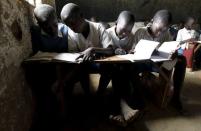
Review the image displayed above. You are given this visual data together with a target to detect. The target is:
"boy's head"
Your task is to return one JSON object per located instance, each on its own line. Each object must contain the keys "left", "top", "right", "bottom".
{"left": 116, "top": 11, "right": 135, "bottom": 39}
{"left": 184, "top": 17, "right": 195, "bottom": 30}
{"left": 151, "top": 9, "right": 172, "bottom": 37}
{"left": 60, "top": 3, "right": 85, "bottom": 33}
{"left": 34, "top": 4, "right": 58, "bottom": 37}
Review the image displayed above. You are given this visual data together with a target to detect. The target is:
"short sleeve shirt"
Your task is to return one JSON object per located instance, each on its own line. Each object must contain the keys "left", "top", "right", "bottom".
{"left": 132, "top": 27, "right": 173, "bottom": 50}
{"left": 176, "top": 27, "right": 199, "bottom": 49}
{"left": 68, "top": 20, "right": 114, "bottom": 53}
{"left": 106, "top": 26, "right": 135, "bottom": 52}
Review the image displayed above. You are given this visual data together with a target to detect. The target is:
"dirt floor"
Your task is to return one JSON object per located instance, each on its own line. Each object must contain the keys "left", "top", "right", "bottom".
{"left": 60, "top": 70, "right": 201, "bottom": 131}
{"left": 31, "top": 69, "right": 201, "bottom": 131}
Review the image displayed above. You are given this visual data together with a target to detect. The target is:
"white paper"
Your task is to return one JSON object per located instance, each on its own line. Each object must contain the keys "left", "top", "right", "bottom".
{"left": 117, "top": 39, "right": 160, "bottom": 61}
{"left": 133, "top": 39, "right": 160, "bottom": 60}
{"left": 53, "top": 53, "right": 81, "bottom": 62}
{"left": 157, "top": 41, "right": 180, "bottom": 58}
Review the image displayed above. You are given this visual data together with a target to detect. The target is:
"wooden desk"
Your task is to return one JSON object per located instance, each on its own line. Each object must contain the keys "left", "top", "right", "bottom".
{"left": 23, "top": 54, "right": 174, "bottom": 108}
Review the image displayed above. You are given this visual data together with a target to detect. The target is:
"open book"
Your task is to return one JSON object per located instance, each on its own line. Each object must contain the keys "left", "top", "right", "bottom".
{"left": 24, "top": 51, "right": 82, "bottom": 63}
{"left": 117, "top": 39, "right": 180, "bottom": 62}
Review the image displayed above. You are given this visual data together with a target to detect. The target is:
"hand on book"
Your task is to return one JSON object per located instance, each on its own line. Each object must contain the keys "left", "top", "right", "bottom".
{"left": 115, "top": 48, "right": 127, "bottom": 55}
{"left": 77, "top": 47, "right": 96, "bottom": 62}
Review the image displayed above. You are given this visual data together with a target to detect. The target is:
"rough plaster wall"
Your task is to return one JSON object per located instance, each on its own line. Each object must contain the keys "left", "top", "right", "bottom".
{"left": 0, "top": 0, "right": 34, "bottom": 131}
{"left": 43, "top": 0, "right": 55, "bottom": 7}
{"left": 56, "top": 0, "right": 201, "bottom": 23}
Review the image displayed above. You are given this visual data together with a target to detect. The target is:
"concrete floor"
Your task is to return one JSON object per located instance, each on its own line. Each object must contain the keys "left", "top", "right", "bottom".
{"left": 63, "top": 70, "right": 201, "bottom": 131}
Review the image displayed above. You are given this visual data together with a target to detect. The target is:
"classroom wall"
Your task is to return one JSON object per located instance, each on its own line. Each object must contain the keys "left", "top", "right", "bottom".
{"left": 0, "top": 0, "right": 55, "bottom": 131}
{"left": 55, "top": 0, "right": 201, "bottom": 23}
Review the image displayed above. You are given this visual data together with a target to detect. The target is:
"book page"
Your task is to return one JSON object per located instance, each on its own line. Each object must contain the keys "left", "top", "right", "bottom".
{"left": 117, "top": 40, "right": 160, "bottom": 61}
{"left": 133, "top": 39, "right": 160, "bottom": 60}
{"left": 157, "top": 41, "right": 180, "bottom": 58}
{"left": 53, "top": 53, "right": 81, "bottom": 62}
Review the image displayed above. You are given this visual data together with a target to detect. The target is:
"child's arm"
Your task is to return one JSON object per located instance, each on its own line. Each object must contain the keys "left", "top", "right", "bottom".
{"left": 78, "top": 46, "right": 114, "bottom": 61}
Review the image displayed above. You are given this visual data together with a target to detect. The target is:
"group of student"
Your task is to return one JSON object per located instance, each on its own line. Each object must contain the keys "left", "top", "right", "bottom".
{"left": 31, "top": 3, "right": 189, "bottom": 126}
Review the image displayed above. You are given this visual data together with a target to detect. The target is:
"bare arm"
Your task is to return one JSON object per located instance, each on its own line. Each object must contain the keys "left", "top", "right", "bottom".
{"left": 78, "top": 46, "right": 114, "bottom": 62}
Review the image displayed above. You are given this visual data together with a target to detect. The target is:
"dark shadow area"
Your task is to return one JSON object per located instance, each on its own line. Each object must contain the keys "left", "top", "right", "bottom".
{"left": 24, "top": 62, "right": 150, "bottom": 131}
{"left": 24, "top": 59, "right": 201, "bottom": 131}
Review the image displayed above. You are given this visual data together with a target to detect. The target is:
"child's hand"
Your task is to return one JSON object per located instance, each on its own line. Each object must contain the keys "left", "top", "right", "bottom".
{"left": 78, "top": 47, "right": 95, "bottom": 62}
{"left": 115, "top": 48, "right": 126, "bottom": 55}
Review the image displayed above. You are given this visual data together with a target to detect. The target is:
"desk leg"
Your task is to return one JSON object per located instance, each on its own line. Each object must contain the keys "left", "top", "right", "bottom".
{"left": 151, "top": 61, "right": 174, "bottom": 108}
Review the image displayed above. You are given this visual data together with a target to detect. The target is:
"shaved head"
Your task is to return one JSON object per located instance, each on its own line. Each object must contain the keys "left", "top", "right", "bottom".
{"left": 34, "top": 4, "right": 58, "bottom": 36}
{"left": 116, "top": 11, "right": 135, "bottom": 39}
{"left": 117, "top": 11, "right": 135, "bottom": 27}
{"left": 185, "top": 17, "right": 195, "bottom": 24}
{"left": 60, "top": 3, "right": 81, "bottom": 22}
{"left": 153, "top": 9, "right": 172, "bottom": 25}
{"left": 151, "top": 9, "right": 172, "bottom": 37}
{"left": 184, "top": 16, "right": 195, "bottom": 29}
{"left": 34, "top": 4, "right": 55, "bottom": 23}
{"left": 60, "top": 3, "right": 85, "bottom": 33}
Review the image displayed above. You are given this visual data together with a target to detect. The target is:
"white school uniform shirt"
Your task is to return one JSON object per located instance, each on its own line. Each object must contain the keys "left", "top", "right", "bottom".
{"left": 68, "top": 20, "right": 113, "bottom": 53}
{"left": 176, "top": 27, "right": 199, "bottom": 49}
{"left": 106, "top": 26, "right": 135, "bottom": 52}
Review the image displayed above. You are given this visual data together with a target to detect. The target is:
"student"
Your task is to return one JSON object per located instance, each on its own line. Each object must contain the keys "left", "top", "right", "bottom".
{"left": 176, "top": 17, "right": 201, "bottom": 69}
{"left": 31, "top": 4, "right": 68, "bottom": 54}
{"left": 30, "top": 4, "right": 70, "bottom": 129}
{"left": 131, "top": 10, "right": 173, "bottom": 45}
{"left": 103, "top": 11, "right": 140, "bottom": 126}
{"left": 176, "top": 17, "right": 199, "bottom": 54}
{"left": 131, "top": 10, "right": 187, "bottom": 112}
{"left": 32, "top": 4, "right": 90, "bottom": 121}
{"left": 60, "top": 2, "right": 115, "bottom": 96}
{"left": 98, "top": 11, "right": 137, "bottom": 93}
{"left": 60, "top": 3, "right": 114, "bottom": 60}
{"left": 107, "top": 11, "right": 136, "bottom": 52}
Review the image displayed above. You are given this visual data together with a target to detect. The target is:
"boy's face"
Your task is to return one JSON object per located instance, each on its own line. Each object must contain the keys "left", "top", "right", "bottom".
{"left": 41, "top": 15, "right": 58, "bottom": 37}
{"left": 64, "top": 14, "right": 84, "bottom": 33}
{"left": 116, "top": 21, "right": 134, "bottom": 39}
{"left": 186, "top": 19, "right": 195, "bottom": 30}
{"left": 152, "top": 20, "right": 168, "bottom": 37}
